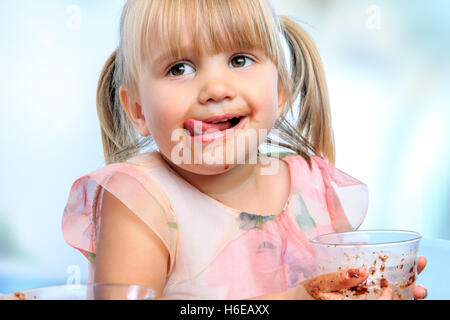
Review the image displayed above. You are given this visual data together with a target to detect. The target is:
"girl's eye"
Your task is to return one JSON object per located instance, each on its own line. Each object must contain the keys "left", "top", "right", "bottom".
{"left": 167, "top": 63, "right": 195, "bottom": 77}
{"left": 229, "top": 55, "right": 254, "bottom": 68}
{"left": 166, "top": 55, "right": 254, "bottom": 77}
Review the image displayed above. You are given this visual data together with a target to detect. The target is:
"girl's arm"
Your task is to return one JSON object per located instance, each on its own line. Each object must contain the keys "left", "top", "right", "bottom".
{"left": 94, "top": 189, "right": 169, "bottom": 299}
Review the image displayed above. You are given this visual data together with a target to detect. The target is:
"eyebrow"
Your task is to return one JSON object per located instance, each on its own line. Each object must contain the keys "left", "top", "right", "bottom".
{"left": 151, "top": 45, "right": 194, "bottom": 68}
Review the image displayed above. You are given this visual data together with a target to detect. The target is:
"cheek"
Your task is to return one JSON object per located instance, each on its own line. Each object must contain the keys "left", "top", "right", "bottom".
{"left": 250, "top": 72, "right": 279, "bottom": 118}
{"left": 141, "top": 85, "right": 184, "bottom": 131}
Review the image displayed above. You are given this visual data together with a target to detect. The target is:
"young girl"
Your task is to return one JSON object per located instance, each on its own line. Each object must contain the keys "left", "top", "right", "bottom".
{"left": 62, "top": 0, "right": 427, "bottom": 300}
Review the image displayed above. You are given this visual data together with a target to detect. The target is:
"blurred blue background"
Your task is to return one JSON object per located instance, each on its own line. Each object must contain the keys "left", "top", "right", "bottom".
{"left": 1, "top": 0, "right": 449, "bottom": 298}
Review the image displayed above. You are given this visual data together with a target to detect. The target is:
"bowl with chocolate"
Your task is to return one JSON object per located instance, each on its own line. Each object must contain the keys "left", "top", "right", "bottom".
{"left": 310, "top": 230, "right": 422, "bottom": 300}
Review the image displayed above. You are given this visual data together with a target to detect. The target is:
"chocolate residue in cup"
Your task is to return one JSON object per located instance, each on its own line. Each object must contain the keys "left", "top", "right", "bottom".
{"left": 394, "top": 291, "right": 403, "bottom": 300}
{"left": 375, "top": 254, "right": 387, "bottom": 275}
{"left": 380, "top": 278, "right": 389, "bottom": 288}
{"left": 400, "top": 274, "right": 416, "bottom": 289}
{"left": 344, "top": 252, "right": 351, "bottom": 262}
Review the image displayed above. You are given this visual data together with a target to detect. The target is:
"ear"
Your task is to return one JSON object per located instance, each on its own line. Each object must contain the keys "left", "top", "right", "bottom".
{"left": 276, "top": 82, "right": 288, "bottom": 119}
{"left": 119, "top": 86, "right": 150, "bottom": 137}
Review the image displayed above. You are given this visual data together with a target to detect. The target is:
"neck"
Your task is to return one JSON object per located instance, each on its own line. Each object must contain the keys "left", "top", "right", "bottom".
{"left": 160, "top": 153, "right": 261, "bottom": 200}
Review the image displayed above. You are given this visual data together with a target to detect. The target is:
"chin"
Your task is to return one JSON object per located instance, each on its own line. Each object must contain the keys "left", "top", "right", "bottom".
{"left": 180, "top": 162, "right": 236, "bottom": 176}
{"left": 159, "top": 146, "right": 231, "bottom": 174}
{"left": 162, "top": 136, "right": 260, "bottom": 175}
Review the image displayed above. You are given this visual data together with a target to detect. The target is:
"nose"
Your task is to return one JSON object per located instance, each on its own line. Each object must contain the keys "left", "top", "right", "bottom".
{"left": 198, "top": 68, "right": 236, "bottom": 105}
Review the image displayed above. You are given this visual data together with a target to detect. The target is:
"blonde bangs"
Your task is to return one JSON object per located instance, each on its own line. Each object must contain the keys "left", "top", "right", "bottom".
{"left": 118, "top": 0, "right": 286, "bottom": 91}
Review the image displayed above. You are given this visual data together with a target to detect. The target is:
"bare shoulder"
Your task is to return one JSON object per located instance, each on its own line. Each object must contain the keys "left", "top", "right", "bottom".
{"left": 257, "top": 155, "right": 290, "bottom": 184}
{"left": 255, "top": 155, "right": 291, "bottom": 214}
{"left": 94, "top": 189, "right": 169, "bottom": 298}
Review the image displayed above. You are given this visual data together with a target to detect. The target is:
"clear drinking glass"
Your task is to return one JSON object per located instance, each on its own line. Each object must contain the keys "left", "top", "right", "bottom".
{"left": 310, "top": 230, "right": 422, "bottom": 300}
{"left": 0, "top": 282, "right": 155, "bottom": 300}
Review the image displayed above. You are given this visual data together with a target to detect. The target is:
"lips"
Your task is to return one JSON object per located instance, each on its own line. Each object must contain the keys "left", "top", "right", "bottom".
{"left": 183, "top": 114, "right": 245, "bottom": 136}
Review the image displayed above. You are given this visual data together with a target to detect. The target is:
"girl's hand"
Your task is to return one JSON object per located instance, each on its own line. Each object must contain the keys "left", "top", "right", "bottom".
{"left": 299, "top": 267, "right": 393, "bottom": 300}
{"left": 413, "top": 256, "right": 428, "bottom": 300}
{"left": 251, "top": 258, "right": 427, "bottom": 300}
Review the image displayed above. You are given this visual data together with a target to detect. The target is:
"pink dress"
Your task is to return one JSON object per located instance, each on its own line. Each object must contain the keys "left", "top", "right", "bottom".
{"left": 62, "top": 151, "right": 368, "bottom": 299}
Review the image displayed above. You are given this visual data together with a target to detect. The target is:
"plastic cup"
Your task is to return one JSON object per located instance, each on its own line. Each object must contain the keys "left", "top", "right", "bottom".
{"left": 0, "top": 282, "right": 155, "bottom": 300}
{"left": 309, "top": 230, "right": 422, "bottom": 300}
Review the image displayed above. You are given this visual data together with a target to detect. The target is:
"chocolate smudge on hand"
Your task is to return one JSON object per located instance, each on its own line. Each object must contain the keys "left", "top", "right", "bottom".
{"left": 380, "top": 278, "right": 389, "bottom": 288}
{"left": 349, "top": 285, "right": 369, "bottom": 296}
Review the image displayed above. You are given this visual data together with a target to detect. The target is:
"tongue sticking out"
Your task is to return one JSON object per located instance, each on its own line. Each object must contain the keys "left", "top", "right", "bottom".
{"left": 184, "top": 118, "right": 235, "bottom": 136}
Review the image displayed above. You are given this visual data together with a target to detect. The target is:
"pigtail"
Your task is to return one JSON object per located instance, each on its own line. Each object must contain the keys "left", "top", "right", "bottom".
{"left": 277, "top": 16, "right": 336, "bottom": 165}
{"left": 96, "top": 50, "right": 143, "bottom": 165}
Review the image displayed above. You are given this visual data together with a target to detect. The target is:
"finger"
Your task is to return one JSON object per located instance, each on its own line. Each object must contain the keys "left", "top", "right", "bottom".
{"left": 413, "top": 285, "right": 427, "bottom": 300}
{"left": 318, "top": 292, "right": 355, "bottom": 300}
{"left": 376, "top": 287, "right": 393, "bottom": 300}
{"left": 303, "top": 267, "right": 368, "bottom": 298}
{"left": 417, "top": 257, "right": 427, "bottom": 274}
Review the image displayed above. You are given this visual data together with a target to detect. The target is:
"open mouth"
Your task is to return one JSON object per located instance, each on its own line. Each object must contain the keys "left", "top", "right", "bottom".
{"left": 184, "top": 116, "right": 246, "bottom": 137}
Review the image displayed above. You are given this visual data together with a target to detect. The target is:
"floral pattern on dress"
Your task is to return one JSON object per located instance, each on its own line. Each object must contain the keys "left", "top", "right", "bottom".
{"left": 239, "top": 211, "right": 277, "bottom": 230}
{"left": 290, "top": 187, "right": 317, "bottom": 234}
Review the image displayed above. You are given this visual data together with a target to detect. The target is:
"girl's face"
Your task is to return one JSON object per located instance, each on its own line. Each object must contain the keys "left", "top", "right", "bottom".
{"left": 125, "top": 37, "right": 286, "bottom": 175}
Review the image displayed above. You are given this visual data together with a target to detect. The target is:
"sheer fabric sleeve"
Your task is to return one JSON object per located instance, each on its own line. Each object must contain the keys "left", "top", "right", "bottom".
{"left": 61, "top": 163, "right": 178, "bottom": 275}
{"left": 311, "top": 155, "right": 368, "bottom": 232}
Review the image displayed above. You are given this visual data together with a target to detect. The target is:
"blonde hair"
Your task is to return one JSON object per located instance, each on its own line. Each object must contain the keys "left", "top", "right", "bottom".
{"left": 96, "top": 0, "right": 335, "bottom": 167}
